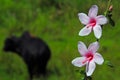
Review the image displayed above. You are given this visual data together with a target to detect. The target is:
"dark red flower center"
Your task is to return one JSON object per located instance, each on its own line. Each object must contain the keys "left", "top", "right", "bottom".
{"left": 82, "top": 52, "right": 94, "bottom": 64}
{"left": 89, "top": 18, "right": 96, "bottom": 27}
{"left": 86, "top": 52, "right": 94, "bottom": 61}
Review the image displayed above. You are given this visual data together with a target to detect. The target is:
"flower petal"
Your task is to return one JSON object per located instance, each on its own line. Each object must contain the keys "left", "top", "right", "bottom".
{"left": 78, "top": 13, "right": 90, "bottom": 25}
{"left": 88, "top": 41, "right": 99, "bottom": 54}
{"left": 96, "top": 15, "right": 108, "bottom": 25}
{"left": 88, "top": 5, "right": 98, "bottom": 17}
{"left": 86, "top": 61, "right": 96, "bottom": 76}
{"left": 79, "top": 26, "right": 92, "bottom": 36}
{"left": 94, "top": 53, "right": 104, "bottom": 65}
{"left": 72, "top": 57, "right": 86, "bottom": 67}
{"left": 93, "top": 24, "right": 102, "bottom": 39}
{"left": 78, "top": 41, "right": 88, "bottom": 56}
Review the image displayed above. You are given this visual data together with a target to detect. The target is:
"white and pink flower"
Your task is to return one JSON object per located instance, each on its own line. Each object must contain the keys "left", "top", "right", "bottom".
{"left": 78, "top": 5, "right": 108, "bottom": 39}
{"left": 72, "top": 41, "right": 104, "bottom": 76}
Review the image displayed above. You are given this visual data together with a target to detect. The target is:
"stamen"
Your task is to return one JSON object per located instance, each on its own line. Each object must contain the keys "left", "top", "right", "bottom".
{"left": 86, "top": 23, "right": 96, "bottom": 28}
{"left": 86, "top": 24, "right": 91, "bottom": 28}
{"left": 82, "top": 58, "right": 88, "bottom": 64}
{"left": 82, "top": 57, "right": 92, "bottom": 64}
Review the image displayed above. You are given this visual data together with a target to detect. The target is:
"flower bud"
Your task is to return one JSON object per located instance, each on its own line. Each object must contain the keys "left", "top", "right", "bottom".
{"left": 109, "top": 5, "right": 113, "bottom": 12}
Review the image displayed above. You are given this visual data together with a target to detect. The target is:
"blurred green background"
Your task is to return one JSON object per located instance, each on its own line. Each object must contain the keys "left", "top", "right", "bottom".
{"left": 0, "top": 0, "right": 120, "bottom": 80}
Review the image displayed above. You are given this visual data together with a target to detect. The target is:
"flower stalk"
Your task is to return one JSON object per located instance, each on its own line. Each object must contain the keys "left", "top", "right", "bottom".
{"left": 72, "top": 0, "right": 114, "bottom": 80}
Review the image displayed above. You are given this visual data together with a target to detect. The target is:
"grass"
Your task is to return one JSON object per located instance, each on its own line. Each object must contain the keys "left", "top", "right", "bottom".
{"left": 0, "top": 0, "right": 120, "bottom": 80}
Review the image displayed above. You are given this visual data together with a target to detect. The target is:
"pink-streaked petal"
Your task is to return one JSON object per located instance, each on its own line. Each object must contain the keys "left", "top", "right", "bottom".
{"left": 72, "top": 57, "right": 86, "bottom": 67}
{"left": 78, "top": 41, "right": 88, "bottom": 56}
{"left": 88, "top": 41, "right": 99, "bottom": 54}
{"left": 93, "top": 24, "right": 102, "bottom": 39}
{"left": 88, "top": 5, "right": 98, "bottom": 17}
{"left": 96, "top": 15, "right": 108, "bottom": 25}
{"left": 78, "top": 13, "right": 90, "bottom": 25}
{"left": 86, "top": 61, "right": 96, "bottom": 76}
{"left": 94, "top": 53, "right": 104, "bottom": 65}
{"left": 79, "top": 26, "right": 92, "bottom": 36}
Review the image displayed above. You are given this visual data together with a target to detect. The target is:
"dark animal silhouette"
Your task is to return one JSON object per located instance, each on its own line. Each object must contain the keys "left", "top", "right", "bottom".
{"left": 3, "top": 31, "right": 51, "bottom": 79}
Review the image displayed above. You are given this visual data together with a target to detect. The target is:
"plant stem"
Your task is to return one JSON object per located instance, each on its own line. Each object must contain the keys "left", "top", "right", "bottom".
{"left": 83, "top": 73, "right": 92, "bottom": 80}
{"left": 84, "top": 73, "right": 87, "bottom": 80}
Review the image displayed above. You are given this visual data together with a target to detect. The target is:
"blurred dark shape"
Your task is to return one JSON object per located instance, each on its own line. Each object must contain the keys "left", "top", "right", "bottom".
{"left": 105, "top": 60, "right": 114, "bottom": 68}
{"left": 107, "top": 11, "right": 115, "bottom": 27}
{"left": 40, "top": 0, "right": 62, "bottom": 9}
{"left": 3, "top": 31, "right": 51, "bottom": 80}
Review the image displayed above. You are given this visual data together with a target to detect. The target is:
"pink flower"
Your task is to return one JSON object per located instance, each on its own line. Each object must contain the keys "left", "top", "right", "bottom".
{"left": 78, "top": 5, "right": 108, "bottom": 39}
{"left": 72, "top": 41, "right": 104, "bottom": 76}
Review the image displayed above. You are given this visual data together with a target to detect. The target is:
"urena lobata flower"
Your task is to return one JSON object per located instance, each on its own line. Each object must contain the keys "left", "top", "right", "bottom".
{"left": 72, "top": 41, "right": 104, "bottom": 76}
{"left": 78, "top": 5, "right": 108, "bottom": 39}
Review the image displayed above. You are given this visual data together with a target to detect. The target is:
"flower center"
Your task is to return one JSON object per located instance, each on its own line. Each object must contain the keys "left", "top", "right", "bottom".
{"left": 89, "top": 18, "right": 96, "bottom": 27}
{"left": 82, "top": 52, "right": 94, "bottom": 64}
{"left": 86, "top": 18, "right": 96, "bottom": 28}
{"left": 86, "top": 52, "right": 94, "bottom": 61}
